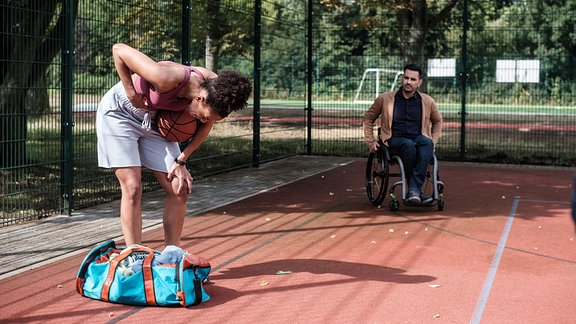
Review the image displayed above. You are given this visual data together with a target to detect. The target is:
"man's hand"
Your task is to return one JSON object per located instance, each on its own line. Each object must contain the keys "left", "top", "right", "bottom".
{"left": 369, "top": 141, "right": 380, "bottom": 153}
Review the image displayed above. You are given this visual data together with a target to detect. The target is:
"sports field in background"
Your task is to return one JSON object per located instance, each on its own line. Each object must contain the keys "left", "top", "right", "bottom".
{"left": 255, "top": 99, "right": 576, "bottom": 116}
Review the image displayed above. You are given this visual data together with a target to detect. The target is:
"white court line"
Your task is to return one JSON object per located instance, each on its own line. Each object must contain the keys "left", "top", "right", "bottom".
{"left": 469, "top": 196, "right": 520, "bottom": 324}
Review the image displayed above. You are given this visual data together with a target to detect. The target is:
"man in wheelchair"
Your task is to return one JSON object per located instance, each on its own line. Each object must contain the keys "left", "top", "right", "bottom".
{"left": 362, "top": 63, "right": 443, "bottom": 204}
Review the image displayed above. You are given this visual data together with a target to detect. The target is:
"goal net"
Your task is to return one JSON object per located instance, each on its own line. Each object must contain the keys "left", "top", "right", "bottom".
{"left": 354, "top": 68, "right": 403, "bottom": 104}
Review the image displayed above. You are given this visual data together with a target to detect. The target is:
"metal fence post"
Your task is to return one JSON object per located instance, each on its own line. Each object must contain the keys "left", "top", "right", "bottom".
{"left": 306, "top": 0, "right": 313, "bottom": 155}
{"left": 459, "top": 0, "right": 469, "bottom": 160}
{"left": 252, "top": 0, "right": 262, "bottom": 167}
{"left": 61, "top": 0, "right": 75, "bottom": 215}
{"left": 182, "top": 0, "right": 190, "bottom": 66}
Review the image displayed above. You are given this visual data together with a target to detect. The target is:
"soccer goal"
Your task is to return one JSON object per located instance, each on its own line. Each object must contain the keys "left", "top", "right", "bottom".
{"left": 354, "top": 68, "right": 403, "bottom": 104}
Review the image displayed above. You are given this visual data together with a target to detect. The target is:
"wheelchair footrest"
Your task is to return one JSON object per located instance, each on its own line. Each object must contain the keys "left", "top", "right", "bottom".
{"left": 404, "top": 199, "right": 438, "bottom": 207}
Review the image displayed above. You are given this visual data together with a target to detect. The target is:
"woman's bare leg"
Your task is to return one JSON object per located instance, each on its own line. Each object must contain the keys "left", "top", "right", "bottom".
{"left": 153, "top": 170, "right": 189, "bottom": 247}
{"left": 115, "top": 167, "right": 143, "bottom": 245}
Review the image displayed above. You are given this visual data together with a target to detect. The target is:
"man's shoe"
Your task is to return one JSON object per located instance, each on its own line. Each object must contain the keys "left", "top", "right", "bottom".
{"left": 420, "top": 192, "right": 434, "bottom": 204}
{"left": 407, "top": 190, "right": 421, "bottom": 203}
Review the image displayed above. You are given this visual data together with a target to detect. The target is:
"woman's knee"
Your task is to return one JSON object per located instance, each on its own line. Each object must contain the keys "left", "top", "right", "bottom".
{"left": 164, "top": 183, "right": 189, "bottom": 201}
{"left": 115, "top": 168, "right": 143, "bottom": 200}
{"left": 120, "top": 179, "right": 143, "bottom": 200}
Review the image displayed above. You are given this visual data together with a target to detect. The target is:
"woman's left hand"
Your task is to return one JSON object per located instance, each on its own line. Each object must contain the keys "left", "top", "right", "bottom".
{"left": 167, "top": 163, "right": 193, "bottom": 194}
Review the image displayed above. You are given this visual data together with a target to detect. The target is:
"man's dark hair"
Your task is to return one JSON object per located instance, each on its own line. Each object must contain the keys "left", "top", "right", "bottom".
{"left": 202, "top": 70, "right": 252, "bottom": 118}
{"left": 404, "top": 63, "right": 424, "bottom": 80}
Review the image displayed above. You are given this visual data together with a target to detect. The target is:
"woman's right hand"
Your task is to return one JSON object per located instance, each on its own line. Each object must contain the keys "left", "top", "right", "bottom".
{"left": 128, "top": 92, "right": 148, "bottom": 109}
{"left": 167, "top": 163, "right": 193, "bottom": 194}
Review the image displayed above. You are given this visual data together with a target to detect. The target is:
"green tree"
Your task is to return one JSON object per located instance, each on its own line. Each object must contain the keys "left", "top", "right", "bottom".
{"left": 0, "top": 0, "right": 78, "bottom": 168}
{"left": 319, "top": 0, "right": 461, "bottom": 64}
{"left": 259, "top": 0, "right": 308, "bottom": 97}
{"left": 189, "top": 0, "right": 254, "bottom": 71}
{"left": 529, "top": 0, "right": 576, "bottom": 79}
{"left": 114, "top": 0, "right": 182, "bottom": 62}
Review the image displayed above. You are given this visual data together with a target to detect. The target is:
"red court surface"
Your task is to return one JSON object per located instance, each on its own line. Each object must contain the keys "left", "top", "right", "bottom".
{"left": 1, "top": 160, "right": 575, "bottom": 323}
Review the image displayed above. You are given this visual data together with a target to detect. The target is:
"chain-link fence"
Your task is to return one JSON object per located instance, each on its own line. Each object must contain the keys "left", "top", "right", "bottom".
{"left": 2, "top": 0, "right": 575, "bottom": 225}
{"left": 311, "top": 1, "right": 576, "bottom": 165}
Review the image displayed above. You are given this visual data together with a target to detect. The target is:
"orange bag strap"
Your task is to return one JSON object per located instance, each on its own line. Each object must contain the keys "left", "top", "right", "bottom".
{"left": 100, "top": 246, "right": 158, "bottom": 306}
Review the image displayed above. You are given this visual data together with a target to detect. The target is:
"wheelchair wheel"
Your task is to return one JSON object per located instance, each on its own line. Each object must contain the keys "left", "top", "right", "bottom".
{"left": 437, "top": 182, "right": 445, "bottom": 211}
{"left": 389, "top": 199, "right": 400, "bottom": 211}
{"left": 365, "top": 150, "right": 389, "bottom": 206}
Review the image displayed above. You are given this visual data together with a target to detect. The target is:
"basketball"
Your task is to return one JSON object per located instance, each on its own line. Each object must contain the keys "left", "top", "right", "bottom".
{"left": 156, "top": 109, "right": 198, "bottom": 142}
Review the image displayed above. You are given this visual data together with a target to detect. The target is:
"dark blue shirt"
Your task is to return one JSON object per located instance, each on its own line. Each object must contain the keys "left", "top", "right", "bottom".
{"left": 391, "top": 90, "right": 423, "bottom": 139}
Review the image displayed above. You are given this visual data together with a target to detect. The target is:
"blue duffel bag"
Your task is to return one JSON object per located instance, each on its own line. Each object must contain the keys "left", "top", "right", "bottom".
{"left": 76, "top": 240, "right": 211, "bottom": 307}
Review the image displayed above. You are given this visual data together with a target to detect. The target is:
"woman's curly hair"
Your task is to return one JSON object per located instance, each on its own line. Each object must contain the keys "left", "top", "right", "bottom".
{"left": 202, "top": 70, "right": 252, "bottom": 118}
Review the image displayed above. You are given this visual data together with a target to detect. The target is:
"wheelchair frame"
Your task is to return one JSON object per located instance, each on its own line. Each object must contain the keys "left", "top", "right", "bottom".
{"left": 365, "top": 144, "right": 444, "bottom": 211}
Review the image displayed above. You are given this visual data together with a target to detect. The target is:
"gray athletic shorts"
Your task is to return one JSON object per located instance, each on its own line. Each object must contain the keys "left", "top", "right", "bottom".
{"left": 96, "top": 82, "right": 180, "bottom": 172}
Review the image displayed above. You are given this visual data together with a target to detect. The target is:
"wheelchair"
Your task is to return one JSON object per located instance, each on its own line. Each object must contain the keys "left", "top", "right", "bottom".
{"left": 365, "top": 141, "right": 444, "bottom": 211}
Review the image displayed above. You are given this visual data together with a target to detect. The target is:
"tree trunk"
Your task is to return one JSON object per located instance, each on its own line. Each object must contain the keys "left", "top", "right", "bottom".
{"left": 0, "top": 0, "right": 74, "bottom": 167}
{"left": 0, "top": 1, "right": 56, "bottom": 167}
{"left": 205, "top": 0, "right": 221, "bottom": 71}
{"left": 205, "top": 35, "right": 217, "bottom": 71}
{"left": 396, "top": 0, "right": 428, "bottom": 66}
{"left": 0, "top": 88, "right": 27, "bottom": 167}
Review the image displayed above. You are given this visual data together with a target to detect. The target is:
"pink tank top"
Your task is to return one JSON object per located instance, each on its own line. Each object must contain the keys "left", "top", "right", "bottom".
{"left": 133, "top": 62, "right": 205, "bottom": 111}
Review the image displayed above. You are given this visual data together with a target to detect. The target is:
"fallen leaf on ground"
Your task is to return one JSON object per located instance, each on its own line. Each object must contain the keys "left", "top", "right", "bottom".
{"left": 260, "top": 280, "right": 269, "bottom": 286}
{"left": 276, "top": 270, "right": 292, "bottom": 275}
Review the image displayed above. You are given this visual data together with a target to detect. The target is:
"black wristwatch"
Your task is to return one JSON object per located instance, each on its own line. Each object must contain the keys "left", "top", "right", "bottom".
{"left": 174, "top": 158, "right": 186, "bottom": 166}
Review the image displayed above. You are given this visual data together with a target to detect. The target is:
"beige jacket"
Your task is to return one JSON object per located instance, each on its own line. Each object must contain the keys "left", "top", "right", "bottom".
{"left": 362, "top": 90, "right": 443, "bottom": 147}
